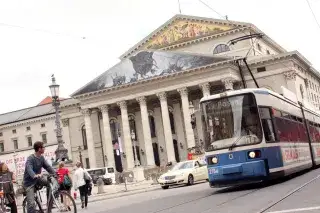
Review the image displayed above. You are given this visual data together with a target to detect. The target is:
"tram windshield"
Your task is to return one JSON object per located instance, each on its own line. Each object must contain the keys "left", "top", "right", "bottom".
{"left": 201, "top": 93, "right": 262, "bottom": 151}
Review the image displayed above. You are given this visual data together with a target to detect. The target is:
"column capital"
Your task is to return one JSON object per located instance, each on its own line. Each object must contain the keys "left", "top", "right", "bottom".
{"left": 156, "top": 91, "right": 167, "bottom": 101}
{"left": 81, "top": 108, "right": 91, "bottom": 116}
{"left": 117, "top": 100, "right": 127, "bottom": 110}
{"left": 136, "top": 96, "right": 146, "bottom": 105}
{"left": 177, "top": 87, "right": 188, "bottom": 96}
{"left": 284, "top": 71, "right": 297, "bottom": 80}
{"left": 221, "top": 77, "right": 235, "bottom": 91}
{"left": 61, "top": 118, "right": 69, "bottom": 127}
{"left": 99, "top": 105, "right": 109, "bottom": 113}
{"left": 199, "top": 82, "right": 210, "bottom": 96}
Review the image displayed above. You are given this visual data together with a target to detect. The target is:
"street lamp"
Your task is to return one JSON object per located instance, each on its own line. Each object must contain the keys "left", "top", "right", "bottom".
{"left": 78, "top": 146, "right": 83, "bottom": 166}
{"left": 49, "top": 74, "right": 70, "bottom": 164}
{"left": 131, "top": 129, "right": 140, "bottom": 167}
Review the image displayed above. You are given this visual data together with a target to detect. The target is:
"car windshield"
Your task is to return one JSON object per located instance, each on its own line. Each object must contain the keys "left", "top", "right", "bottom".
{"left": 87, "top": 168, "right": 106, "bottom": 176}
{"left": 201, "top": 93, "right": 262, "bottom": 151}
{"left": 171, "top": 161, "right": 194, "bottom": 171}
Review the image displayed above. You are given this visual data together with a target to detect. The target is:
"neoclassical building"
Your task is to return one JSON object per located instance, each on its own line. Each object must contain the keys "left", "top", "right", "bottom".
{"left": 60, "top": 14, "right": 320, "bottom": 173}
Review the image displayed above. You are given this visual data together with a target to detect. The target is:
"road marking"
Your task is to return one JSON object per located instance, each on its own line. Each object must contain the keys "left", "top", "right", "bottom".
{"left": 268, "top": 206, "right": 320, "bottom": 213}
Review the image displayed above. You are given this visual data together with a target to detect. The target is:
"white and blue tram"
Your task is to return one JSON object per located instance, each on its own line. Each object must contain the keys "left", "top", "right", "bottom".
{"left": 200, "top": 87, "right": 320, "bottom": 187}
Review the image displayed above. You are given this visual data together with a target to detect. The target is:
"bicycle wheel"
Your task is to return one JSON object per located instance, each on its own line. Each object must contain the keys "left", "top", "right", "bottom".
{"left": 47, "top": 191, "right": 77, "bottom": 213}
{"left": 22, "top": 196, "right": 44, "bottom": 213}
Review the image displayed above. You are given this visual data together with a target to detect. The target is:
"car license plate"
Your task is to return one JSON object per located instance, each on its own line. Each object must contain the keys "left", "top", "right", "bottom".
{"left": 166, "top": 180, "right": 174, "bottom": 183}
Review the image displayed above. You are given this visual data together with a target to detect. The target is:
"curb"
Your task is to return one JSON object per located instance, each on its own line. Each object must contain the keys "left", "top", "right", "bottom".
{"left": 75, "top": 185, "right": 160, "bottom": 204}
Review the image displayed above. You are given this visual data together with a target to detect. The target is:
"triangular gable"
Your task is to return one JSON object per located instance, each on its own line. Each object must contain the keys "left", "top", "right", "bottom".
{"left": 120, "top": 14, "right": 250, "bottom": 59}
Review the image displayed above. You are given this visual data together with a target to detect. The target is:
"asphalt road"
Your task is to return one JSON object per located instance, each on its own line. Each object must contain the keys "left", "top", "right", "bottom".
{"left": 76, "top": 168, "right": 320, "bottom": 213}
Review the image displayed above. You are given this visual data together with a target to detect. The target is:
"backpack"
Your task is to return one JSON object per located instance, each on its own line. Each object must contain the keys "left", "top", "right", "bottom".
{"left": 63, "top": 175, "right": 72, "bottom": 188}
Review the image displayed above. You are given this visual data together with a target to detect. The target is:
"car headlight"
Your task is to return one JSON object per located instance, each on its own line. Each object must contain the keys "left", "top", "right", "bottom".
{"left": 211, "top": 156, "right": 218, "bottom": 164}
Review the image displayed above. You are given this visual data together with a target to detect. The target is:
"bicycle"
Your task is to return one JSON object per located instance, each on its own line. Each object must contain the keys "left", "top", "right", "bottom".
{"left": 22, "top": 174, "right": 77, "bottom": 213}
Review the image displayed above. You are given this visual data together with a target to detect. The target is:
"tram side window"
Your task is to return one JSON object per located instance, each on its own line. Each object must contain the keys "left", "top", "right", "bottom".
{"left": 259, "top": 107, "right": 276, "bottom": 142}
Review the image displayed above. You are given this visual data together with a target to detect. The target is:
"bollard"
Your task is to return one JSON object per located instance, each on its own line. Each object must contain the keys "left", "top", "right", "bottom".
{"left": 97, "top": 178, "right": 104, "bottom": 194}
{"left": 124, "top": 177, "right": 127, "bottom": 191}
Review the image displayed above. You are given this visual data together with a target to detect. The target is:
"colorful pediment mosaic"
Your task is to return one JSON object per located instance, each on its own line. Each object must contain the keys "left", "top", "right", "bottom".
{"left": 144, "top": 20, "right": 233, "bottom": 49}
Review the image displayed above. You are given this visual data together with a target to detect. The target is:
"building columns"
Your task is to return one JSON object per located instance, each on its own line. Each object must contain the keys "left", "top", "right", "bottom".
{"left": 200, "top": 82, "right": 211, "bottom": 97}
{"left": 81, "top": 109, "right": 97, "bottom": 168}
{"left": 221, "top": 78, "right": 235, "bottom": 90}
{"left": 136, "top": 96, "right": 155, "bottom": 167}
{"left": 156, "top": 92, "right": 176, "bottom": 163}
{"left": 117, "top": 101, "right": 134, "bottom": 169}
{"left": 99, "top": 105, "right": 115, "bottom": 168}
{"left": 177, "top": 87, "right": 195, "bottom": 149}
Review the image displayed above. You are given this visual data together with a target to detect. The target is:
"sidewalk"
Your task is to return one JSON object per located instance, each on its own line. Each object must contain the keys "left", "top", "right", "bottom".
{"left": 16, "top": 180, "right": 160, "bottom": 208}
{"left": 75, "top": 180, "right": 159, "bottom": 204}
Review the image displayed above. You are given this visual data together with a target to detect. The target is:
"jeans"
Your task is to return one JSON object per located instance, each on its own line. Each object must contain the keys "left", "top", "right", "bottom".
{"left": 78, "top": 184, "right": 88, "bottom": 207}
{"left": 25, "top": 178, "right": 48, "bottom": 213}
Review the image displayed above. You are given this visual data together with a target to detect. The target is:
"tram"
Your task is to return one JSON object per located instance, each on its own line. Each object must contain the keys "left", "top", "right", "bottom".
{"left": 200, "top": 86, "right": 320, "bottom": 187}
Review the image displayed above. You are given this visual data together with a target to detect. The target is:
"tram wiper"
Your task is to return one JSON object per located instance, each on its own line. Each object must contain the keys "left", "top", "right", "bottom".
{"left": 228, "top": 136, "right": 243, "bottom": 151}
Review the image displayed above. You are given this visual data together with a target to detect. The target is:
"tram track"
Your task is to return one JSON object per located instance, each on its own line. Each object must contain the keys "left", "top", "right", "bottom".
{"left": 257, "top": 174, "right": 320, "bottom": 213}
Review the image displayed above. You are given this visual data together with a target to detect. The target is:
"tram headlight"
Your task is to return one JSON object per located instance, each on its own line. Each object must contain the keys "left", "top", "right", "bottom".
{"left": 211, "top": 156, "right": 218, "bottom": 164}
{"left": 248, "top": 150, "right": 261, "bottom": 159}
{"left": 249, "top": 151, "right": 256, "bottom": 159}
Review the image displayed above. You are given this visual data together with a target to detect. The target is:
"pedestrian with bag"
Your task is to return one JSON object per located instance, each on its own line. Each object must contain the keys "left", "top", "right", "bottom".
{"left": 73, "top": 162, "right": 92, "bottom": 209}
{"left": 56, "top": 161, "right": 72, "bottom": 210}
{"left": 0, "top": 162, "right": 17, "bottom": 213}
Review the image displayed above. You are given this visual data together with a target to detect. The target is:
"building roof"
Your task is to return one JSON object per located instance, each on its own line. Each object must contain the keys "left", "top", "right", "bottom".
{"left": 71, "top": 50, "right": 232, "bottom": 97}
{"left": 119, "top": 14, "right": 286, "bottom": 60}
{"left": 0, "top": 99, "right": 70, "bottom": 126}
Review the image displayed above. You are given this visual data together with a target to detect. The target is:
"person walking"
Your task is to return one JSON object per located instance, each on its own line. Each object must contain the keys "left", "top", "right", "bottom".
{"left": 0, "top": 162, "right": 17, "bottom": 213}
{"left": 56, "top": 161, "right": 72, "bottom": 210}
{"left": 73, "top": 162, "right": 91, "bottom": 209}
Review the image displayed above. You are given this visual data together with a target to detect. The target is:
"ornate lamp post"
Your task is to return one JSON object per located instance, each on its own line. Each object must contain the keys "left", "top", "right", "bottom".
{"left": 131, "top": 130, "right": 140, "bottom": 167}
{"left": 49, "top": 75, "right": 70, "bottom": 164}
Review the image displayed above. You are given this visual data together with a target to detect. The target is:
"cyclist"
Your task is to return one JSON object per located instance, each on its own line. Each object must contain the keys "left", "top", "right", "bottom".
{"left": 23, "top": 141, "right": 56, "bottom": 213}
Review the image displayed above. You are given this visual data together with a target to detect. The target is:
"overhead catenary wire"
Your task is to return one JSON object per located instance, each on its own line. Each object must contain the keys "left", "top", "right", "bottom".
{"left": 305, "top": 0, "right": 320, "bottom": 31}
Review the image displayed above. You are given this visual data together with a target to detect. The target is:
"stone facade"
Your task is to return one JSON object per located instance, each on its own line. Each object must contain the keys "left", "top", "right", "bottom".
{"left": 1, "top": 15, "right": 320, "bottom": 176}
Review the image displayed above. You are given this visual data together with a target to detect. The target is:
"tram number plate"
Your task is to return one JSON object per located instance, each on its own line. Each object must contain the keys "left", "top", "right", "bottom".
{"left": 208, "top": 168, "right": 219, "bottom": 175}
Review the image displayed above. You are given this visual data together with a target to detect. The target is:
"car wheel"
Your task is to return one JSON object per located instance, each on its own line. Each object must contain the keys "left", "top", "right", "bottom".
{"left": 162, "top": 186, "right": 169, "bottom": 190}
{"left": 187, "top": 174, "right": 194, "bottom": 186}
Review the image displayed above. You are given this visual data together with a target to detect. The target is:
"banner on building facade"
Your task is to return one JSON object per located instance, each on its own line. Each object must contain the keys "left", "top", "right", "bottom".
{"left": 0, "top": 144, "right": 58, "bottom": 179}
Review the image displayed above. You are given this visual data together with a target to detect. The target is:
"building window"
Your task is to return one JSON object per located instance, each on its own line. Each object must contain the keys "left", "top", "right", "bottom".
{"left": 149, "top": 115, "right": 156, "bottom": 138}
{"left": 266, "top": 50, "right": 271, "bottom": 55}
{"left": 13, "top": 139, "right": 18, "bottom": 149}
{"left": 12, "top": 129, "right": 16, "bottom": 134}
{"left": 41, "top": 133, "right": 47, "bottom": 143}
{"left": 0, "top": 132, "right": 2, "bottom": 137}
{"left": 169, "top": 111, "right": 175, "bottom": 134}
{"left": 26, "top": 126, "right": 31, "bottom": 131}
{"left": 81, "top": 126, "right": 88, "bottom": 150}
{"left": 213, "top": 44, "right": 230, "bottom": 54}
{"left": 41, "top": 123, "right": 45, "bottom": 128}
{"left": 85, "top": 158, "right": 90, "bottom": 169}
{"left": 0, "top": 141, "right": 4, "bottom": 152}
{"left": 27, "top": 136, "right": 33, "bottom": 147}
{"left": 257, "top": 67, "right": 266, "bottom": 72}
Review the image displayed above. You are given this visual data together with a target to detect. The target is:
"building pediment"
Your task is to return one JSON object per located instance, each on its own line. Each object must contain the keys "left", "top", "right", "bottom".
{"left": 120, "top": 14, "right": 250, "bottom": 59}
{"left": 71, "top": 50, "right": 232, "bottom": 97}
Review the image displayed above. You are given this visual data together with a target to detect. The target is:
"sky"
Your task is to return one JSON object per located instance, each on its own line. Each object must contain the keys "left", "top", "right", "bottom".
{"left": 0, "top": 0, "right": 319, "bottom": 114}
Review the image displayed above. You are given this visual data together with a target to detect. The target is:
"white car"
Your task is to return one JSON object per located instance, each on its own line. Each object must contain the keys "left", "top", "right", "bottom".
{"left": 158, "top": 160, "right": 208, "bottom": 189}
